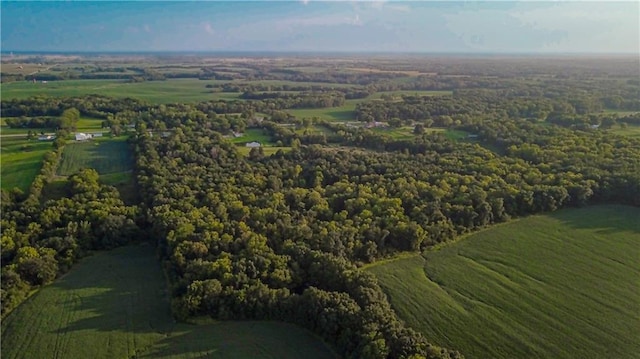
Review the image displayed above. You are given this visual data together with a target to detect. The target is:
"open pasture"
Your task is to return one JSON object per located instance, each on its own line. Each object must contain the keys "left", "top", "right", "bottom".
{"left": 230, "top": 128, "right": 274, "bottom": 145}
{"left": 57, "top": 138, "right": 133, "bottom": 176}
{"left": 0, "top": 137, "right": 52, "bottom": 191}
{"left": 367, "top": 205, "right": 640, "bottom": 359}
{"left": 1, "top": 244, "right": 336, "bottom": 359}
{"left": 287, "top": 99, "right": 363, "bottom": 122}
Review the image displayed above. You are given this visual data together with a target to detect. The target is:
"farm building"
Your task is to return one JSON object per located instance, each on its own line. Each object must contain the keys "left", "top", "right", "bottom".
{"left": 75, "top": 133, "right": 91, "bottom": 141}
{"left": 38, "top": 135, "right": 56, "bottom": 141}
{"left": 91, "top": 132, "right": 103, "bottom": 138}
{"left": 245, "top": 141, "right": 261, "bottom": 148}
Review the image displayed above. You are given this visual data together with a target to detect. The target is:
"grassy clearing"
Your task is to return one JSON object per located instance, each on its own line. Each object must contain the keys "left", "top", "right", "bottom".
{"left": 294, "top": 124, "right": 335, "bottom": 136}
{"left": 287, "top": 99, "right": 363, "bottom": 122}
{"left": 372, "top": 126, "right": 416, "bottom": 140}
{"left": 230, "top": 128, "right": 274, "bottom": 145}
{"left": 57, "top": 138, "right": 133, "bottom": 176}
{"left": 100, "top": 171, "right": 138, "bottom": 205}
{"left": 1, "top": 244, "right": 336, "bottom": 359}
{"left": 0, "top": 137, "right": 52, "bottom": 191}
{"left": 609, "top": 124, "right": 640, "bottom": 138}
{"left": 368, "top": 205, "right": 640, "bottom": 359}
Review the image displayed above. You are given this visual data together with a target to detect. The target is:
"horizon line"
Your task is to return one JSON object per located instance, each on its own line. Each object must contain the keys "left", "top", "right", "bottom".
{"left": 3, "top": 50, "right": 639, "bottom": 57}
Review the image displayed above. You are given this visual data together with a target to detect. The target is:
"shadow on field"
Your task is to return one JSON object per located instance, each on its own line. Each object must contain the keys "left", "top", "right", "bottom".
{"left": 550, "top": 205, "right": 640, "bottom": 235}
{"left": 52, "top": 244, "right": 176, "bottom": 335}
{"left": 135, "top": 321, "right": 336, "bottom": 359}
{"left": 325, "top": 110, "right": 355, "bottom": 121}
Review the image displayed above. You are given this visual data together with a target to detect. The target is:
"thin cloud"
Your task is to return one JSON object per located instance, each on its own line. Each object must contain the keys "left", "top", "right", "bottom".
{"left": 386, "top": 4, "right": 410, "bottom": 12}
{"left": 202, "top": 22, "right": 214, "bottom": 35}
{"left": 282, "top": 13, "right": 363, "bottom": 27}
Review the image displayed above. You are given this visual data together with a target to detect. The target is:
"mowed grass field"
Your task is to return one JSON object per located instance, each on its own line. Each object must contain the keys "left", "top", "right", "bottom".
{"left": 0, "top": 137, "right": 52, "bottom": 191}
{"left": 367, "top": 205, "right": 640, "bottom": 359}
{"left": 57, "top": 138, "right": 133, "bottom": 176}
{"left": 1, "top": 244, "right": 336, "bottom": 359}
{"left": 230, "top": 128, "right": 274, "bottom": 145}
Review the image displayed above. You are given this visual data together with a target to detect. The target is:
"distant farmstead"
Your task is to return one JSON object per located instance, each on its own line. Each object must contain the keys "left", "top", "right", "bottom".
{"left": 38, "top": 135, "right": 56, "bottom": 141}
{"left": 75, "top": 133, "right": 91, "bottom": 141}
{"left": 245, "top": 141, "right": 261, "bottom": 148}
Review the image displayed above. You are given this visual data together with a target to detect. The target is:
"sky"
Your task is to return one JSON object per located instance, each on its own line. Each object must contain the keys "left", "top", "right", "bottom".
{"left": 1, "top": 1, "right": 638, "bottom": 53}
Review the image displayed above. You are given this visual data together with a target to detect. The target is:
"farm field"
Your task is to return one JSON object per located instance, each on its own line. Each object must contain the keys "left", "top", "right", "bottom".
{"left": 367, "top": 205, "right": 640, "bottom": 359}
{"left": 1, "top": 244, "right": 336, "bottom": 359}
{"left": 1, "top": 79, "right": 244, "bottom": 104}
{"left": 0, "top": 78, "right": 359, "bottom": 104}
{"left": 1, "top": 117, "right": 105, "bottom": 136}
{"left": 0, "top": 137, "right": 52, "bottom": 191}
{"left": 57, "top": 137, "right": 134, "bottom": 176}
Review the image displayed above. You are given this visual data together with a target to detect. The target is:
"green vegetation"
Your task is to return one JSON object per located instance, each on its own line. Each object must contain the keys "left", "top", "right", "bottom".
{"left": 3, "top": 55, "right": 639, "bottom": 359}
{"left": 287, "top": 100, "right": 361, "bottom": 121}
{"left": 230, "top": 128, "right": 274, "bottom": 145}
{"left": 1, "top": 79, "right": 244, "bottom": 104}
{"left": 57, "top": 138, "right": 133, "bottom": 176}
{"left": 368, "top": 206, "right": 640, "bottom": 359}
{"left": 236, "top": 146, "right": 292, "bottom": 156}
{"left": 1, "top": 244, "right": 335, "bottom": 359}
{"left": 368, "top": 90, "right": 452, "bottom": 99}
{"left": 0, "top": 137, "right": 52, "bottom": 191}
{"left": 610, "top": 124, "right": 640, "bottom": 138}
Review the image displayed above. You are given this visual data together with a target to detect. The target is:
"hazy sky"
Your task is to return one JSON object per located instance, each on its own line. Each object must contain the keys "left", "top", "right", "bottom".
{"left": 2, "top": 1, "right": 638, "bottom": 53}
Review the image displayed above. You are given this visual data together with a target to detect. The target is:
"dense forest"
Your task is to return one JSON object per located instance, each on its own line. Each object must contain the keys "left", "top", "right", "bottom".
{"left": 2, "top": 56, "right": 640, "bottom": 358}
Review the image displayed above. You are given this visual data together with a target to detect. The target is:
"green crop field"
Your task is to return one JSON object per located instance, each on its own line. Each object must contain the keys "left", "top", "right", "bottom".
{"left": 367, "top": 205, "right": 640, "bottom": 359}
{"left": 1, "top": 117, "right": 106, "bottom": 137}
{"left": 1, "top": 79, "right": 245, "bottom": 104}
{"left": 0, "top": 137, "right": 52, "bottom": 191}
{"left": 1, "top": 78, "right": 356, "bottom": 104}
{"left": 57, "top": 138, "right": 134, "bottom": 176}
{"left": 1, "top": 244, "right": 336, "bottom": 359}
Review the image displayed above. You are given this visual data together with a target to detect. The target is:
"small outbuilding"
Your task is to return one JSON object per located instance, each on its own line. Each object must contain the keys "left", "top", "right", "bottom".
{"left": 245, "top": 141, "right": 261, "bottom": 148}
{"left": 75, "top": 133, "right": 91, "bottom": 141}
